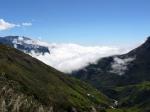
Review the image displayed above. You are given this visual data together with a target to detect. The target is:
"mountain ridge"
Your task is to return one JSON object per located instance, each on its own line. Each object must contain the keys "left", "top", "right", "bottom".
{"left": 0, "top": 36, "right": 50, "bottom": 54}
{"left": 0, "top": 44, "right": 111, "bottom": 112}
{"left": 73, "top": 37, "right": 150, "bottom": 87}
{"left": 72, "top": 37, "right": 150, "bottom": 111}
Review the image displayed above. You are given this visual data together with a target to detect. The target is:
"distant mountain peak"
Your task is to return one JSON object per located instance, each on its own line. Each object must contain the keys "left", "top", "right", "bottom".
{"left": 146, "top": 36, "right": 150, "bottom": 41}
{"left": 144, "top": 36, "right": 150, "bottom": 47}
{"left": 0, "top": 36, "right": 50, "bottom": 55}
{"left": 73, "top": 36, "right": 150, "bottom": 89}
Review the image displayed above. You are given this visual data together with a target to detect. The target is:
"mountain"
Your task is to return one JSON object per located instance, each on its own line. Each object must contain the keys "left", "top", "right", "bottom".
{"left": 1, "top": 36, "right": 149, "bottom": 111}
{"left": 0, "top": 44, "right": 111, "bottom": 112}
{"left": 0, "top": 36, "right": 50, "bottom": 55}
{"left": 73, "top": 37, "right": 150, "bottom": 88}
{"left": 73, "top": 37, "right": 150, "bottom": 111}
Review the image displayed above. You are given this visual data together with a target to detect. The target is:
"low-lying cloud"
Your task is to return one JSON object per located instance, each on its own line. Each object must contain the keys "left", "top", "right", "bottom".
{"left": 30, "top": 43, "right": 129, "bottom": 73}
{"left": 11, "top": 36, "right": 135, "bottom": 73}
{"left": 110, "top": 57, "right": 135, "bottom": 75}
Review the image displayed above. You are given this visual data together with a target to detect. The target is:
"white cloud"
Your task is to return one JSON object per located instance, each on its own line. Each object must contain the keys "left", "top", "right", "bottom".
{"left": 22, "top": 22, "right": 32, "bottom": 26}
{"left": 12, "top": 37, "right": 134, "bottom": 73}
{"left": 29, "top": 42, "right": 130, "bottom": 73}
{"left": 0, "top": 19, "right": 32, "bottom": 31}
{"left": 0, "top": 19, "right": 19, "bottom": 31}
{"left": 110, "top": 57, "right": 135, "bottom": 75}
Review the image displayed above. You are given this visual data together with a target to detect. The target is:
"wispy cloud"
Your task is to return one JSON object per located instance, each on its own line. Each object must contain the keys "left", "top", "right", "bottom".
{"left": 0, "top": 19, "right": 19, "bottom": 31}
{"left": 0, "top": 19, "right": 32, "bottom": 31}
{"left": 22, "top": 22, "right": 32, "bottom": 26}
{"left": 110, "top": 57, "right": 135, "bottom": 75}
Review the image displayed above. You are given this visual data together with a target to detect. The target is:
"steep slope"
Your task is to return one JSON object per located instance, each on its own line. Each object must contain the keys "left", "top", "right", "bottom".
{"left": 73, "top": 37, "right": 150, "bottom": 111}
{"left": 0, "top": 44, "right": 111, "bottom": 112}
{"left": 73, "top": 37, "right": 150, "bottom": 90}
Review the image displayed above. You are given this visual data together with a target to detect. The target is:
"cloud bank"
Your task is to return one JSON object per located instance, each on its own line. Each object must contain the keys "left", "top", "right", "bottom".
{"left": 29, "top": 43, "right": 129, "bottom": 73}
{"left": 10, "top": 36, "right": 135, "bottom": 73}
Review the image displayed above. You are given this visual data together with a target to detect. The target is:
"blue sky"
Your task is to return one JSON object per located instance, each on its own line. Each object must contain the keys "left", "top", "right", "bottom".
{"left": 0, "top": 0, "right": 150, "bottom": 45}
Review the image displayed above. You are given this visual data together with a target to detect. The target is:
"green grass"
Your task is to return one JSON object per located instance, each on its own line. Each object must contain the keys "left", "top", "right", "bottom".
{"left": 0, "top": 45, "right": 111, "bottom": 111}
{"left": 113, "top": 81, "right": 150, "bottom": 112}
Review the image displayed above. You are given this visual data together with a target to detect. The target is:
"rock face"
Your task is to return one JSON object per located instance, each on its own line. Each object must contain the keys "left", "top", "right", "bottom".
{"left": 0, "top": 44, "right": 110, "bottom": 112}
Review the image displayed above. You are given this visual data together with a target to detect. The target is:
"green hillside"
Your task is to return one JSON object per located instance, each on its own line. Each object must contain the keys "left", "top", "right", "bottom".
{"left": 0, "top": 45, "right": 111, "bottom": 112}
{"left": 114, "top": 81, "right": 150, "bottom": 112}
{"left": 73, "top": 37, "right": 150, "bottom": 112}
{"left": 104, "top": 81, "right": 150, "bottom": 112}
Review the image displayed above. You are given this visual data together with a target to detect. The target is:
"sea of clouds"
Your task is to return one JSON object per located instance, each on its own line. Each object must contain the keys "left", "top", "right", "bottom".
{"left": 11, "top": 36, "right": 136, "bottom": 73}
{"left": 30, "top": 42, "right": 130, "bottom": 73}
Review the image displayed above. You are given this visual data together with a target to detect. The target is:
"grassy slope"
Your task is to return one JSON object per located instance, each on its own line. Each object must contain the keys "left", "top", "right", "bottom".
{"left": 0, "top": 45, "right": 110, "bottom": 112}
{"left": 105, "top": 81, "right": 150, "bottom": 112}
{"left": 72, "top": 37, "right": 150, "bottom": 112}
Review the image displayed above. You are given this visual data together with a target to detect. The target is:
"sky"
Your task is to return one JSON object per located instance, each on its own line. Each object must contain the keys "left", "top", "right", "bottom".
{"left": 0, "top": 0, "right": 150, "bottom": 46}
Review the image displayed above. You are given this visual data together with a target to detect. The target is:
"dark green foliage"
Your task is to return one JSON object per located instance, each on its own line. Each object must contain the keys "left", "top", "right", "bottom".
{"left": 105, "top": 81, "right": 150, "bottom": 112}
{"left": 115, "top": 81, "right": 150, "bottom": 111}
